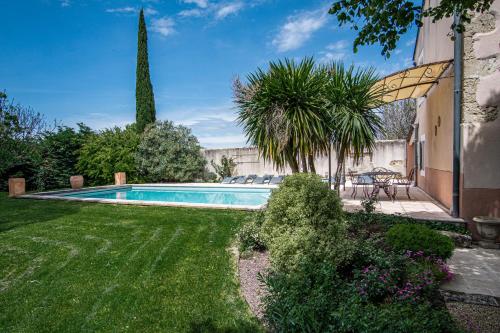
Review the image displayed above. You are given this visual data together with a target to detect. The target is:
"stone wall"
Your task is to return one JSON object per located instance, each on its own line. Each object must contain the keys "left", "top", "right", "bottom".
{"left": 461, "top": 1, "right": 500, "bottom": 219}
{"left": 203, "top": 140, "right": 407, "bottom": 177}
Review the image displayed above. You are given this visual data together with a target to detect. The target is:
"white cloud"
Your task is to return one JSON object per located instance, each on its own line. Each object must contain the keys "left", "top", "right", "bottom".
{"left": 182, "top": 0, "right": 209, "bottom": 8}
{"left": 150, "top": 17, "right": 176, "bottom": 37}
{"left": 319, "top": 51, "right": 346, "bottom": 63}
{"left": 326, "top": 40, "right": 348, "bottom": 51}
{"left": 144, "top": 7, "right": 159, "bottom": 16}
{"left": 106, "top": 7, "right": 137, "bottom": 14}
{"left": 405, "top": 39, "right": 416, "bottom": 47}
{"left": 394, "top": 49, "right": 402, "bottom": 55}
{"left": 106, "top": 7, "right": 158, "bottom": 16}
{"left": 403, "top": 57, "right": 413, "bottom": 67}
{"left": 60, "top": 0, "right": 70, "bottom": 7}
{"left": 178, "top": 8, "right": 204, "bottom": 17}
{"left": 215, "top": 2, "right": 245, "bottom": 20}
{"left": 272, "top": 9, "right": 328, "bottom": 52}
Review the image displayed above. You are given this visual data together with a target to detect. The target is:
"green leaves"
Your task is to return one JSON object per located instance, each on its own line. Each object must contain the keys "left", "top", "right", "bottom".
{"left": 234, "top": 57, "right": 330, "bottom": 172}
{"left": 77, "top": 125, "right": 140, "bottom": 185}
{"left": 324, "top": 61, "right": 383, "bottom": 165}
{"left": 329, "top": 0, "right": 495, "bottom": 58}
{"left": 136, "top": 121, "right": 206, "bottom": 182}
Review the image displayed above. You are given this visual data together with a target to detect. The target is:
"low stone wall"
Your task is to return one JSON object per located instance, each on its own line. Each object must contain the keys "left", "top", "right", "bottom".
{"left": 203, "top": 140, "right": 407, "bottom": 177}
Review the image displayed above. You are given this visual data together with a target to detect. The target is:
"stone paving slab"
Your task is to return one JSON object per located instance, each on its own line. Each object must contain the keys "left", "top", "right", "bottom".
{"left": 340, "top": 186, "right": 464, "bottom": 222}
{"left": 441, "top": 248, "right": 500, "bottom": 300}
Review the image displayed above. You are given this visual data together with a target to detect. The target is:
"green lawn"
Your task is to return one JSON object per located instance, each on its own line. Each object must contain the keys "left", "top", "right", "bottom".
{"left": 0, "top": 194, "right": 261, "bottom": 333}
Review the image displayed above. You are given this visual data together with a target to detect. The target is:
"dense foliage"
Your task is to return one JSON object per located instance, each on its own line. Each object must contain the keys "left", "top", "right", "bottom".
{"left": 262, "top": 173, "right": 353, "bottom": 272}
{"left": 77, "top": 125, "right": 140, "bottom": 186}
{"left": 36, "top": 124, "right": 93, "bottom": 190}
{"left": 386, "top": 224, "right": 455, "bottom": 259}
{"left": 136, "top": 9, "right": 156, "bottom": 132}
{"left": 0, "top": 92, "right": 47, "bottom": 190}
{"left": 248, "top": 174, "right": 460, "bottom": 332}
{"left": 136, "top": 121, "right": 206, "bottom": 182}
{"left": 329, "top": 0, "right": 495, "bottom": 57}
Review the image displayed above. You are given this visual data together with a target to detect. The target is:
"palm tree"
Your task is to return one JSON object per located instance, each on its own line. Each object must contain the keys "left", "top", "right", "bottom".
{"left": 233, "top": 57, "right": 330, "bottom": 173}
{"left": 324, "top": 62, "right": 385, "bottom": 189}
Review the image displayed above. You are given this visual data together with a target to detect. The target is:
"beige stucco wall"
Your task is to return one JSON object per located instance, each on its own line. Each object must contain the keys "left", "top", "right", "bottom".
{"left": 412, "top": 0, "right": 500, "bottom": 216}
{"left": 414, "top": 0, "right": 453, "bottom": 65}
{"left": 203, "top": 140, "right": 407, "bottom": 177}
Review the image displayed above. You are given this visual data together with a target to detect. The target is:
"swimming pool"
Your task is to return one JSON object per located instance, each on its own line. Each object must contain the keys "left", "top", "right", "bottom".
{"left": 50, "top": 185, "right": 272, "bottom": 209}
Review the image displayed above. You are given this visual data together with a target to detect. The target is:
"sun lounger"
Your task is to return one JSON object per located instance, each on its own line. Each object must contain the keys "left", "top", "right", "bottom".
{"left": 269, "top": 175, "right": 284, "bottom": 185}
{"left": 254, "top": 174, "right": 273, "bottom": 184}
{"left": 234, "top": 176, "right": 248, "bottom": 184}
{"left": 221, "top": 176, "right": 238, "bottom": 184}
{"left": 246, "top": 175, "right": 258, "bottom": 183}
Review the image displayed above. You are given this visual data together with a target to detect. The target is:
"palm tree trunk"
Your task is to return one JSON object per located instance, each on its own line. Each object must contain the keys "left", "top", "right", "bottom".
{"left": 308, "top": 154, "right": 316, "bottom": 174}
{"left": 301, "top": 153, "right": 308, "bottom": 173}
{"left": 334, "top": 146, "right": 346, "bottom": 191}
{"left": 285, "top": 150, "right": 299, "bottom": 173}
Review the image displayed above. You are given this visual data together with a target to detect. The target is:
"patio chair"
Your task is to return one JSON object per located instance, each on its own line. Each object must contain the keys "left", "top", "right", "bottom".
{"left": 392, "top": 167, "right": 415, "bottom": 199}
{"left": 253, "top": 175, "right": 273, "bottom": 184}
{"left": 369, "top": 167, "right": 397, "bottom": 201}
{"left": 245, "top": 174, "right": 258, "bottom": 184}
{"left": 269, "top": 175, "right": 284, "bottom": 185}
{"left": 221, "top": 176, "right": 238, "bottom": 184}
{"left": 351, "top": 174, "right": 373, "bottom": 199}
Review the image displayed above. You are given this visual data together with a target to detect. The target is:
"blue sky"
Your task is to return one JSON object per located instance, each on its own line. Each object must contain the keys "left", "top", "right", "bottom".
{"left": 1, "top": 0, "right": 416, "bottom": 148}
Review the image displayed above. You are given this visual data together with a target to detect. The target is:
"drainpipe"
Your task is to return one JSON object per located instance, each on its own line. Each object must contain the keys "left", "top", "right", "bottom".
{"left": 328, "top": 141, "right": 332, "bottom": 189}
{"left": 414, "top": 124, "right": 419, "bottom": 187}
{"left": 452, "top": 12, "right": 463, "bottom": 218}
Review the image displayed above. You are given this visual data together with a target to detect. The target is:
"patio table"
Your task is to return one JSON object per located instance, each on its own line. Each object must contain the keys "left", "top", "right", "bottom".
{"left": 362, "top": 171, "right": 401, "bottom": 201}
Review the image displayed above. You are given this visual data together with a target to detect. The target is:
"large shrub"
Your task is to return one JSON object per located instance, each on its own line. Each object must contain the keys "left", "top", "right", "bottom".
{"left": 77, "top": 125, "right": 140, "bottom": 185}
{"left": 386, "top": 224, "right": 454, "bottom": 259}
{"left": 136, "top": 121, "right": 206, "bottom": 182}
{"left": 262, "top": 173, "right": 353, "bottom": 273}
{"left": 35, "top": 124, "right": 93, "bottom": 190}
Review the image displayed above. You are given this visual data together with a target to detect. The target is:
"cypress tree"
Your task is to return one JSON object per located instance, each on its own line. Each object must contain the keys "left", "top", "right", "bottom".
{"left": 136, "top": 9, "right": 156, "bottom": 132}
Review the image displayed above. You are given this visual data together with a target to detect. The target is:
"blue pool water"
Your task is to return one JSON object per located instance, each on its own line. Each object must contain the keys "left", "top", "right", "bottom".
{"left": 61, "top": 186, "right": 271, "bottom": 207}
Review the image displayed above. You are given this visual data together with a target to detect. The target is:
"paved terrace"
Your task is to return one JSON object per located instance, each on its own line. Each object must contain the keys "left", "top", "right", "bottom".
{"left": 339, "top": 184, "right": 464, "bottom": 222}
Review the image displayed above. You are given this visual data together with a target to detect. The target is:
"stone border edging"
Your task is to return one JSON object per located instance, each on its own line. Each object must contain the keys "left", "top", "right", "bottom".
{"left": 440, "top": 289, "right": 500, "bottom": 307}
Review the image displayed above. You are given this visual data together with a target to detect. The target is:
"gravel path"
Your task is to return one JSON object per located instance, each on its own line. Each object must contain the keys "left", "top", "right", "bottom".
{"left": 447, "top": 302, "right": 500, "bottom": 333}
{"left": 238, "top": 251, "right": 270, "bottom": 320}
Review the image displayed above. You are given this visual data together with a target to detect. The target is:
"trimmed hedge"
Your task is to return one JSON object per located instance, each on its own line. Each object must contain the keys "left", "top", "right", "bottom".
{"left": 386, "top": 224, "right": 455, "bottom": 259}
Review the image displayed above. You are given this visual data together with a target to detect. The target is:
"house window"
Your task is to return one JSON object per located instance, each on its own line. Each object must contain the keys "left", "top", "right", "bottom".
{"left": 419, "top": 136, "right": 425, "bottom": 176}
{"left": 419, "top": 142, "right": 424, "bottom": 170}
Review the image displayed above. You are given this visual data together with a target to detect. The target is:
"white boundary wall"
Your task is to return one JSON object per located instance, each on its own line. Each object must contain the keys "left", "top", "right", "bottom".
{"left": 203, "top": 140, "right": 407, "bottom": 177}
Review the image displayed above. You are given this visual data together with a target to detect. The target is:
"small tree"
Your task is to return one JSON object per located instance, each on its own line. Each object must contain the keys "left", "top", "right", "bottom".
{"left": 378, "top": 99, "right": 416, "bottom": 140}
{"left": 136, "top": 121, "right": 206, "bottom": 182}
{"left": 136, "top": 9, "right": 156, "bottom": 132}
{"left": 210, "top": 155, "right": 237, "bottom": 180}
